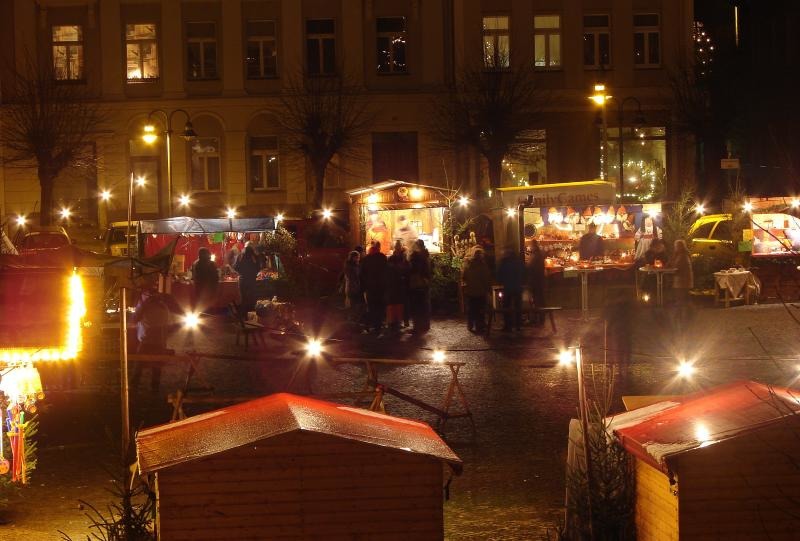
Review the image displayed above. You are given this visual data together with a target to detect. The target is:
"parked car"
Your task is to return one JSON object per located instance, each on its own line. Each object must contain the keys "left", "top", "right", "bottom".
{"left": 15, "top": 225, "right": 75, "bottom": 266}
{"left": 687, "top": 214, "right": 737, "bottom": 261}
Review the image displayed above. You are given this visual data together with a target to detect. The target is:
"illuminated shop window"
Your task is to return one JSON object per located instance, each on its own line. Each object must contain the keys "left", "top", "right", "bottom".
{"left": 246, "top": 20, "right": 277, "bottom": 79}
{"left": 534, "top": 15, "right": 561, "bottom": 69}
{"left": 607, "top": 127, "right": 666, "bottom": 201}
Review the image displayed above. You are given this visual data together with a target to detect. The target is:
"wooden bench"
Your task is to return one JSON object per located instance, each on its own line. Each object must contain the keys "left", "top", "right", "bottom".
{"left": 228, "top": 302, "right": 267, "bottom": 350}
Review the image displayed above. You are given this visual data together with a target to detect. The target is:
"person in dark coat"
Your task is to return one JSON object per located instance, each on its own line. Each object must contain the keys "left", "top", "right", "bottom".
{"left": 528, "top": 239, "right": 547, "bottom": 325}
{"left": 461, "top": 248, "right": 492, "bottom": 332}
{"left": 234, "top": 244, "right": 260, "bottom": 314}
{"left": 578, "top": 223, "right": 604, "bottom": 260}
{"left": 386, "top": 241, "right": 410, "bottom": 334}
{"left": 344, "top": 250, "right": 362, "bottom": 307}
{"left": 408, "top": 239, "right": 432, "bottom": 334}
{"left": 191, "top": 247, "right": 219, "bottom": 313}
{"left": 359, "top": 242, "right": 388, "bottom": 333}
{"left": 497, "top": 247, "right": 525, "bottom": 332}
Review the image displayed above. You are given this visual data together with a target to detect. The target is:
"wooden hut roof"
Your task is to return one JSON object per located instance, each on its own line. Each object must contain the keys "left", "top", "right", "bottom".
{"left": 137, "top": 393, "right": 462, "bottom": 474}
{"left": 607, "top": 381, "right": 800, "bottom": 472}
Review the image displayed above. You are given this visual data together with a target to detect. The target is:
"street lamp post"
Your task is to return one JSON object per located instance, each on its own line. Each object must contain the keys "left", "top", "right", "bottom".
{"left": 590, "top": 85, "right": 645, "bottom": 196}
{"left": 142, "top": 109, "right": 197, "bottom": 216}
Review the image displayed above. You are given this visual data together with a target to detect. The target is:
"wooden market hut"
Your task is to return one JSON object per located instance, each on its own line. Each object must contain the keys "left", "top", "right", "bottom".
{"left": 136, "top": 392, "right": 462, "bottom": 540}
{"left": 608, "top": 381, "right": 800, "bottom": 540}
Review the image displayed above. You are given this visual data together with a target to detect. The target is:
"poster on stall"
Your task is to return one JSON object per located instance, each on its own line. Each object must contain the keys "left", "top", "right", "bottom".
{"left": 365, "top": 208, "right": 444, "bottom": 254}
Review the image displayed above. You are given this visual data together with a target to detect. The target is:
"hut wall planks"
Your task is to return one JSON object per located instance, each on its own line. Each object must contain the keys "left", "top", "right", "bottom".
{"left": 154, "top": 430, "right": 446, "bottom": 540}
{"left": 634, "top": 458, "right": 679, "bottom": 541}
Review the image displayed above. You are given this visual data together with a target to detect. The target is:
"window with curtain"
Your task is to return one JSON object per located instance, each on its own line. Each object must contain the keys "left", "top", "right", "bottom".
{"left": 52, "top": 25, "right": 84, "bottom": 80}
{"left": 482, "top": 15, "right": 510, "bottom": 68}
{"left": 534, "top": 15, "right": 561, "bottom": 69}
{"left": 126, "top": 23, "right": 159, "bottom": 80}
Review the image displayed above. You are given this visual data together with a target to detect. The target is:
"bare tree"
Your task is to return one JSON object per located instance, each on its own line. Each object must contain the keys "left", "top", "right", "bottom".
{"left": 431, "top": 59, "right": 546, "bottom": 192}
{"left": 1, "top": 57, "right": 106, "bottom": 225}
{"left": 276, "top": 72, "right": 373, "bottom": 210}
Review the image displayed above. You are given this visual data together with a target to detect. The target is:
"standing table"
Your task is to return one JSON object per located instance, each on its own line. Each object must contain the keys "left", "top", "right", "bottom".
{"left": 569, "top": 267, "right": 603, "bottom": 321}
{"left": 638, "top": 266, "right": 677, "bottom": 307}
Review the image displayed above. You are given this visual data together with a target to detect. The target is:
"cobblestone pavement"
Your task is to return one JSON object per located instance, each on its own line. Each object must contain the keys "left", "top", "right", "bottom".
{"left": 3, "top": 300, "right": 800, "bottom": 540}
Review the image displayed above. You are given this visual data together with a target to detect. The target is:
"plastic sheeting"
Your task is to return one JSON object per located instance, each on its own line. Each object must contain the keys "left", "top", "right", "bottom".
{"left": 136, "top": 393, "right": 462, "bottom": 474}
{"left": 608, "top": 381, "right": 800, "bottom": 471}
{"left": 139, "top": 216, "right": 275, "bottom": 234}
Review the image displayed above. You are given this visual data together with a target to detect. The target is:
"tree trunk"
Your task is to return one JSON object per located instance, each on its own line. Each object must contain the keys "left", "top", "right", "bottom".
{"left": 39, "top": 174, "right": 55, "bottom": 226}
{"left": 487, "top": 156, "right": 503, "bottom": 191}
{"left": 312, "top": 164, "right": 326, "bottom": 210}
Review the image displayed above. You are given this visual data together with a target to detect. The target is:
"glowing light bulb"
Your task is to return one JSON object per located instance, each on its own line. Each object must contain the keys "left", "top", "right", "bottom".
{"left": 558, "top": 350, "right": 574, "bottom": 366}
{"left": 306, "top": 338, "right": 323, "bottom": 357}
{"left": 183, "top": 312, "right": 200, "bottom": 329}
{"left": 432, "top": 350, "right": 446, "bottom": 363}
{"left": 506, "top": 208, "right": 517, "bottom": 217}
{"left": 60, "top": 208, "right": 72, "bottom": 220}
{"left": 792, "top": 199, "right": 799, "bottom": 209}
{"left": 226, "top": 207, "right": 237, "bottom": 219}
{"left": 459, "top": 196, "right": 470, "bottom": 207}
{"left": 16, "top": 215, "right": 27, "bottom": 226}
{"left": 178, "top": 194, "right": 191, "bottom": 207}
{"left": 135, "top": 176, "right": 146, "bottom": 187}
{"left": 99, "top": 189, "right": 111, "bottom": 201}
{"left": 142, "top": 124, "right": 158, "bottom": 144}
{"left": 743, "top": 201, "right": 753, "bottom": 213}
{"left": 677, "top": 360, "right": 696, "bottom": 378}
{"left": 322, "top": 209, "right": 333, "bottom": 220}
{"left": 695, "top": 203, "right": 705, "bottom": 214}
{"left": 276, "top": 213, "right": 284, "bottom": 223}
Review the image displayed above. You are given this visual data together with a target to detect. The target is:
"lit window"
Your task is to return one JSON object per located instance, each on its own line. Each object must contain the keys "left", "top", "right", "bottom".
{"left": 126, "top": 24, "right": 159, "bottom": 81}
{"left": 52, "top": 25, "right": 84, "bottom": 80}
{"left": 633, "top": 14, "right": 660, "bottom": 67}
{"left": 246, "top": 20, "right": 277, "bottom": 79}
{"left": 583, "top": 15, "right": 610, "bottom": 68}
{"left": 607, "top": 127, "right": 666, "bottom": 201}
{"left": 376, "top": 17, "right": 407, "bottom": 74}
{"left": 187, "top": 22, "right": 217, "bottom": 80}
{"left": 306, "top": 19, "right": 336, "bottom": 75}
{"left": 482, "top": 15, "right": 510, "bottom": 68}
{"left": 250, "top": 137, "right": 280, "bottom": 190}
{"left": 534, "top": 15, "right": 561, "bottom": 69}
{"left": 190, "top": 137, "right": 221, "bottom": 191}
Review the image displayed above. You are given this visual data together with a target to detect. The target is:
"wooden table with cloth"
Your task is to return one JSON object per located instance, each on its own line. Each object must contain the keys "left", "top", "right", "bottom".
{"left": 713, "top": 269, "right": 761, "bottom": 307}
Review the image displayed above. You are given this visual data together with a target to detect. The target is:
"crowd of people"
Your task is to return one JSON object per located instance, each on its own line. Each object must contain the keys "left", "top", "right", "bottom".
{"left": 344, "top": 239, "right": 433, "bottom": 336}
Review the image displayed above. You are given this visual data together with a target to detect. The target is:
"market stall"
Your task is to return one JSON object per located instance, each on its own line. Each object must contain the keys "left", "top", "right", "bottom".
{"left": 346, "top": 181, "right": 456, "bottom": 254}
{"left": 139, "top": 216, "right": 277, "bottom": 309}
{"left": 496, "top": 181, "right": 662, "bottom": 270}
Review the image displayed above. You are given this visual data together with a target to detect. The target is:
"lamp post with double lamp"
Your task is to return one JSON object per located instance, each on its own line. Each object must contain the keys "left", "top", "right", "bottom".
{"left": 590, "top": 84, "right": 646, "bottom": 196}
{"left": 142, "top": 109, "right": 198, "bottom": 216}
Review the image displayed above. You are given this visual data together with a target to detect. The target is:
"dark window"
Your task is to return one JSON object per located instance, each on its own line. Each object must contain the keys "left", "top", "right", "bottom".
{"left": 376, "top": 17, "right": 407, "bottom": 74}
{"left": 306, "top": 19, "right": 336, "bottom": 75}
{"left": 187, "top": 22, "right": 217, "bottom": 79}
{"left": 582, "top": 15, "right": 610, "bottom": 68}
{"left": 633, "top": 13, "right": 660, "bottom": 67}
{"left": 246, "top": 20, "right": 277, "bottom": 78}
{"left": 372, "top": 132, "right": 418, "bottom": 183}
{"left": 190, "top": 138, "right": 221, "bottom": 191}
{"left": 249, "top": 136, "right": 280, "bottom": 190}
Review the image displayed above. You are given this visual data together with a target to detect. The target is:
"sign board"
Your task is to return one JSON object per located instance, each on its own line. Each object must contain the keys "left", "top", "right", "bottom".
{"left": 720, "top": 158, "right": 740, "bottom": 170}
{"left": 498, "top": 181, "right": 616, "bottom": 207}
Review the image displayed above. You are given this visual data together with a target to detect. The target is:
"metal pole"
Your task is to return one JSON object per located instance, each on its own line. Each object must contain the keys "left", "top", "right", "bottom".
{"left": 618, "top": 103, "right": 625, "bottom": 196}
{"left": 601, "top": 104, "right": 609, "bottom": 182}
{"left": 120, "top": 287, "right": 131, "bottom": 456}
{"left": 575, "top": 345, "right": 595, "bottom": 539}
{"left": 166, "top": 128, "right": 173, "bottom": 217}
{"left": 126, "top": 172, "right": 134, "bottom": 280}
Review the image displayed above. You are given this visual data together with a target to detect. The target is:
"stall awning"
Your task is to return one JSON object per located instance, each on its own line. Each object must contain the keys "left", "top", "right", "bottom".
{"left": 498, "top": 180, "right": 616, "bottom": 207}
{"left": 139, "top": 216, "right": 275, "bottom": 234}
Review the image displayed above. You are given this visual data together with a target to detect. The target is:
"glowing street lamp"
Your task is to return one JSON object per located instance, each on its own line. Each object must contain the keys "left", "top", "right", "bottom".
{"left": 178, "top": 194, "right": 191, "bottom": 208}
{"left": 59, "top": 207, "right": 72, "bottom": 220}
{"left": 141, "top": 124, "right": 158, "bottom": 145}
{"left": 432, "top": 350, "right": 446, "bottom": 363}
{"left": 695, "top": 203, "right": 705, "bottom": 214}
{"left": 226, "top": 207, "right": 237, "bottom": 220}
{"left": 677, "top": 360, "right": 696, "bottom": 378}
{"left": 506, "top": 207, "right": 517, "bottom": 218}
{"left": 99, "top": 189, "right": 112, "bottom": 202}
{"left": 458, "top": 195, "right": 470, "bottom": 207}
{"left": 321, "top": 209, "right": 333, "bottom": 220}
{"left": 743, "top": 201, "right": 753, "bottom": 213}
{"left": 16, "top": 215, "right": 27, "bottom": 227}
{"left": 590, "top": 83, "right": 610, "bottom": 105}
{"left": 275, "top": 213, "right": 285, "bottom": 224}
